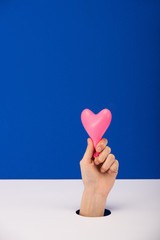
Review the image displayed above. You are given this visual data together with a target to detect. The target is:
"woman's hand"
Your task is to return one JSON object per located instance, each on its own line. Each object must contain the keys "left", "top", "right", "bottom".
{"left": 79, "top": 138, "right": 119, "bottom": 217}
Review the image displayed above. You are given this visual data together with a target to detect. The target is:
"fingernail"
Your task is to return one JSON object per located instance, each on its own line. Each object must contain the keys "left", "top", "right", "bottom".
{"left": 101, "top": 168, "right": 105, "bottom": 173}
{"left": 97, "top": 147, "right": 101, "bottom": 152}
{"left": 94, "top": 160, "right": 99, "bottom": 165}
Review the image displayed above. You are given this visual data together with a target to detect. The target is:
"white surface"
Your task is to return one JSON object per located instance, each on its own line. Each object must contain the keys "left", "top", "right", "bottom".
{"left": 0, "top": 179, "right": 159, "bottom": 240}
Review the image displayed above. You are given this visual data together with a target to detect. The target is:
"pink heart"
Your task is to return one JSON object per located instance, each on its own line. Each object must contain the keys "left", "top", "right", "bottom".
{"left": 81, "top": 109, "right": 112, "bottom": 157}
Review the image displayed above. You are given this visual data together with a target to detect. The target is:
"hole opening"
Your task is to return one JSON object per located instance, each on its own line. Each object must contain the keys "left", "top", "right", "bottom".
{"left": 75, "top": 209, "right": 111, "bottom": 217}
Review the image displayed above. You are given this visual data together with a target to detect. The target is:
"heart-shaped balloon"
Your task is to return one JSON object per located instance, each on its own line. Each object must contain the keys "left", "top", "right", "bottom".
{"left": 81, "top": 109, "right": 112, "bottom": 157}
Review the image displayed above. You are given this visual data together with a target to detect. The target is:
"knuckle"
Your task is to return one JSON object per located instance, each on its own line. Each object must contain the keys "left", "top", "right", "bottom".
{"left": 114, "top": 164, "right": 118, "bottom": 171}
{"left": 79, "top": 159, "right": 83, "bottom": 166}
{"left": 102, "top": 143, "right": 106, "bottom": 149}
{"left": 102, "top": 138, "right": 108, "bottom": 145}
{"left": 106, "top": 146, "right": 111, "bottom": 153}
{"left": 101, "top": 167, "right": 106, "bottom": 172}
{"left": 96, "top": 143, "right": 101, "bottom": 151}
{"left": 111, "top": 163, "right": 119, "bottom": 172}
{"left": 111, "top": 168, "right": 118, "bottom": 174}
{"left": 109, "top": 153, "right": 115, "bottom": 159}
{"left": 98, "top": 138, "right": 107, "bottom": 149}
{"left": 98, "top": 144, "right": 103, "bottom": 150}
{"left": 115, "top": 160, "right": 119, "bottom": 168}
{"left": 100, "top": 143, "right": 105, "bottom": 150}
{"left": 114, "top": 168, "right": 118, "bottom": 174}
{"left": 95, "top": 156, "right": 100, "bottom": 162}
{"left": 97, "top": 157, "right": 102, "bottom": 163}
{"left": 110, "top": 165, "right": 117, "bottom": 172}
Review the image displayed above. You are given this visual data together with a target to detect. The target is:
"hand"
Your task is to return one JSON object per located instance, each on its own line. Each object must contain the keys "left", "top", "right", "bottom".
{"left": 79, "top": 138, "right": 119, "bottom": 217}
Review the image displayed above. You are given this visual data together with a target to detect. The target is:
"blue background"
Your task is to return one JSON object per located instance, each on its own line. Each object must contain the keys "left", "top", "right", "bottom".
{"left": 0, "top": 0, "right": 160, "bottom": 179}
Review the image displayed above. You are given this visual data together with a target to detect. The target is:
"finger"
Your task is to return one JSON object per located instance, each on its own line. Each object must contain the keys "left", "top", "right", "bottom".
{"left": 94, "top": 146, "right": 111, "bottom": 165}
{"left": 100, "top": 154, "right": 115, "bottom": 173}
{"left": 107, "top": 160, "right": 119, "bottom": 177}
{"left": 82, "top": 138, "right": 94, "bottom": 163}
{"left": 96, "top": 138, "right": 108, "bottom": 153}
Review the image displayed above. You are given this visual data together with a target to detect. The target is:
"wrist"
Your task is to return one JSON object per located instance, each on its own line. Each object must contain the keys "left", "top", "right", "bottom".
{"left": 79, "top": 187, "right": 107, "bottom": 217}
{"left": 84, "top": 184, "right": 108, "bottom": 199}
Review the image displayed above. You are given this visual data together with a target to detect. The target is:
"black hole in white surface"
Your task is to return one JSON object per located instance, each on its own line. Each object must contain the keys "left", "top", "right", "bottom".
{"left": 76, "top": 209, "right": 111, "bottom": 217}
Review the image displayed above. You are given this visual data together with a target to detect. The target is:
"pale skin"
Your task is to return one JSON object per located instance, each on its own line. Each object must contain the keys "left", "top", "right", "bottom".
{"left": 79, "top": 138, "right": 119, "bottom": 217}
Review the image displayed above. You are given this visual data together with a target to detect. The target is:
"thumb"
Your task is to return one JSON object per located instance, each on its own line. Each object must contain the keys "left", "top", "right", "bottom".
{"left": 82, "top": 138, "right": 94, "bottom": 163}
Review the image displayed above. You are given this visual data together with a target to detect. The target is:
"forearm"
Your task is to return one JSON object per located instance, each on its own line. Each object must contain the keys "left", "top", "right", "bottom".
{"left": 79, "top": 187, "right": 107, "bottom": 217}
